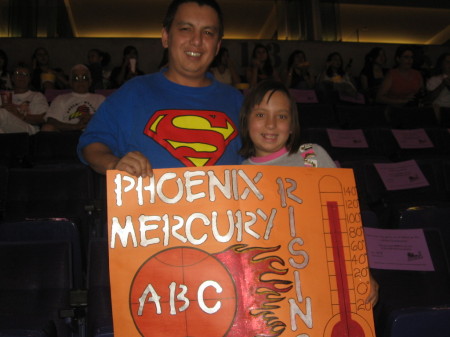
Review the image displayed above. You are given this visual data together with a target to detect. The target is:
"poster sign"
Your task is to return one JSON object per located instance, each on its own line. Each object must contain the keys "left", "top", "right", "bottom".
{"left": 364, "top": 227, "right": 434, "bottom": 271}
{"left": 107, "top": 166, "right": 375, "bottom": 337}
{"left": 374, "top": 160, "right": 429, "bottom": 191}
{"left": 327, "top": 129, "right": 369, "bottom": 148}
{"left": 391, "top": 129, "right": 433, "bottom": 149}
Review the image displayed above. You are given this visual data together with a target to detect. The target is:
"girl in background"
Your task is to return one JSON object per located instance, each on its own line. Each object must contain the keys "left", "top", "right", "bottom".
{"left": 246, "top": 44, "right": 280, "bottom": 88}
{"left": 109, "top": 45, "right": 144, "bottom": 88}
{"left": 86, "top": 48, "right": 111, "bottom": 90}
{"left": 360, "top": 47, "right": 388, "bottom": 104}
{"left": 284, "top": 50, "right": 315, "bottom": 90}
{"left": 376, "top": 45, "right": 424, "bottom": 107}
{"left": 210, "top": 47, "right": 241, "bottom": 87}
{"left": 318, "top": 51, "right": 358, "bottom": 98}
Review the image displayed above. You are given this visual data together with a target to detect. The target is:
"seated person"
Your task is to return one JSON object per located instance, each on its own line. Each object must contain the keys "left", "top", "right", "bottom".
{"left": 30, "top": 47, "right": 69, "bottom": 92}
{"left": 0, "top": 63, "right": 48, "bottom": 134}
{"left": 359, "top": 47, "right": 388, "bottom": 104}
{"left": 210, "top": 47, "right": 241, "bottom": 87}
{"left": 41, "top": 64, "right": 105, "bottom": 132}
{"left": 246, "top": 44, "right": 280, "bottom": 88}
{"left": 376, "top": 45, "right": 424, "bottom": 107}
{"left": 317, "top": 51, "right": 358, "bottom": 98}
{"left": 426, "top": 52, "right": 450, "bottom": 112}
{"left": 86, "top": 48, "right": 112, "bottom": 91}
{"left": 283, "top": 50, "right": 315, "bottom": 90}
{"left": 109, "top": 46, "right": 145, "bottom": 88}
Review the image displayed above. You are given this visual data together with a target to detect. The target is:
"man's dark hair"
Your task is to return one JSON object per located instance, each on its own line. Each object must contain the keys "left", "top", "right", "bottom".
{"left": 163, "top": 0, "right": 224, "bottom": 38}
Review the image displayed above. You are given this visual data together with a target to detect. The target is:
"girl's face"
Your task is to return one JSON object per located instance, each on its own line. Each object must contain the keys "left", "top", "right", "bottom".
{"left": 248, "top": 90, "right": 292, "bottom": 157}
{"left": 294, "top": 52, "right": 306, "bottom": 65}
{"left": 126, "top": 49, "right": 138, "bottom": 59}
{"left": 375, "top": 50, "right": 386, "bottom": 65}
{"left": 35, "top": 48, "right": 49, "bottom": 66}
{"left": 255, "top": 47, "right": 268, "bottom": 61}
{"left": 397, "top": 50, "right": 414, "bottom": 69}
{"left": 88, "top": 50, "right": 102, "bottom": 64}
{"left": 330, "top": 54, "right": 342, "bottom": 69}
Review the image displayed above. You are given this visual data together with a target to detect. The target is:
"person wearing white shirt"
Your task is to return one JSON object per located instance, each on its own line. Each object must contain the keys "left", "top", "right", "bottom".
{"left": 42, "top": 64, "right": 105, "bottom": 132}
{"left": 426, "top": 52, "right": 450, "bottom": 110}
{"left": 0, "top": 64, "right": 48, "bottom": 134}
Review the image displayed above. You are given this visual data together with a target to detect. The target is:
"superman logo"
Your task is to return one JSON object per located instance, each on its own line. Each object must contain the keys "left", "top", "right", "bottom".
{"left": 144, "top": 109, "right": 238, "bottom": 167}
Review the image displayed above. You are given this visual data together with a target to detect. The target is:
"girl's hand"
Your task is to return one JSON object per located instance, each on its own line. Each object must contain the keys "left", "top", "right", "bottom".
{"left": 366, "top": 273, "right": 379, "bottom": 307}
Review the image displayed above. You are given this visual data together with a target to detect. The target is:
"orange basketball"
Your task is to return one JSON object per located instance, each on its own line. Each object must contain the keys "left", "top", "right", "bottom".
{"left": 130, "top": 247, "right": 237, "bottom": 337}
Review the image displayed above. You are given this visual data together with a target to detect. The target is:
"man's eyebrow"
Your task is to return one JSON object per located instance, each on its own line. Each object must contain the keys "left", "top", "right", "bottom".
{"left": 175, "top": 21, "right": 219, "bottom": 32}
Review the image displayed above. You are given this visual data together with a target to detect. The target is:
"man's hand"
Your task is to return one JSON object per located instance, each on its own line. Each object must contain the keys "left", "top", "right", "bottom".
{"left": 115, "top": 151, "right": 153, "bottom": 178}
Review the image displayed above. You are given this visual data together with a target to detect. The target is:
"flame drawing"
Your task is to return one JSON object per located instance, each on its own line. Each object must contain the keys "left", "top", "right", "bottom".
{"left": 214, "top": 244, "right": 292, "bottom": 337}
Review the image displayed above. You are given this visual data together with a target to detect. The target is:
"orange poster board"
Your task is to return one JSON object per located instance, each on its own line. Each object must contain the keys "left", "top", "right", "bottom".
{"left": 107, "top": 165, "right": 375, "bottom": 337}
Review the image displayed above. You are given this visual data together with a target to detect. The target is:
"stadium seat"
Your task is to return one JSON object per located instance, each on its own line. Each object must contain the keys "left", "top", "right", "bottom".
{"left": 87, "top": 238, "right": 113, "bottom": 337}
{"left": 0, "top": 241, "right": 73, "bottom": 337}
{"left": 0, "top": 219, "right": 85, "bottom": 289}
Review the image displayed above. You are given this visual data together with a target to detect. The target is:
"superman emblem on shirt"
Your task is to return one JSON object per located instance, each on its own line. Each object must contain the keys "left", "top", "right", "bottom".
{"left": 144, "top": 109, "right": 238, "bottom": 167}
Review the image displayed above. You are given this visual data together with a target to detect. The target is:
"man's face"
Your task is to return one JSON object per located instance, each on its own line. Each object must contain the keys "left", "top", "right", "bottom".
{"left": 71, "top": 67, "right": 91, "bottom": 94}
{"left": 162, "top": 2, "right": 222, "bottom": 86}
{"left": 87, "top": 50, "right": 102, "bottom": 65}
{"left": 12, "top": 67, "right": 31, "bottom": 90}
{"left": 35, "top": 49, "right": 49, "bottom": 66}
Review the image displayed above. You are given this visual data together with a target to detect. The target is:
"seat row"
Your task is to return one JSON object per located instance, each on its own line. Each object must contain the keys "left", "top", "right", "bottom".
{"left": 0, "top": 221, "right": 111, "bottom": 337}
{"left": 301, "top": 126, "right": 450, "bottom": 164}
{"left": 349, "top": 157, "right": 450, "bottom": 228}
{"left": 0, "top": 131, "right": 82, "bottom": 168}
{"left": 362, "top": 208, "right": 450, "bottom": 337}
{"left": 0, "top": 163, "right": 107, "bottom": 247}
{"left": 298, "top": 103, "right": 450, "bottom": 129}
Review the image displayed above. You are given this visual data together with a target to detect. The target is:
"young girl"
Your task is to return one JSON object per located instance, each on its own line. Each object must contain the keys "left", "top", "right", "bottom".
{"left": 239, "top": 79, "right": 336, "bottom": 168}
{"left": 239, "top": 79, "right": 379, "bottom": 307}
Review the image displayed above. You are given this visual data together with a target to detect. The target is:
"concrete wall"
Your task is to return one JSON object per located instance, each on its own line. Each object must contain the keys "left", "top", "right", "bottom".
{"left": 1, "top": 37, "right": 448, "bottom": 80}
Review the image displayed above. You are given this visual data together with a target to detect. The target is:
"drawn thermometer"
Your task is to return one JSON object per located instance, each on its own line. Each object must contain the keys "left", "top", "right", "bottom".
{"left": 319, "top": 175, "right": 374, "bottom": 337}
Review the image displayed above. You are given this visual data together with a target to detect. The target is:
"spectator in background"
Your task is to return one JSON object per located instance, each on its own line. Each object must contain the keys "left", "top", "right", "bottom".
{"left": 210, "top": 47, "right": 241, "bottom": 87}
{"left": 0, "top": 63, "right": 48, "bottom": 134}
{"left": 426, "top": 52, "right": 450, "bottom": 118}
{"left": 0, "top": 49, "right": 12, "bottom": 90}
{"left": 41, "top": 64, "right": 105, "bottom": 132}
{"left": 317, "top": 51, "right": 358, "bottom": 98}
{"left": 376, "top": 45, "right": 424, "bottom": 107}
{"left": 30, "top": 47, "right": 69, "bottom": 92}
{"left": 283, "top": 49, "right": 315, "bottom": 90}
{"left": 359, "top": 47, "right": 388, "bottom": 104}
{"left": 109, "top": 45, "right": 145, "bottom": 88}
{"left": 246, "top": 44, "right": 280, "bottom": 88}
{"left": 86, "top": 48, "right": 112, "bottom": 91}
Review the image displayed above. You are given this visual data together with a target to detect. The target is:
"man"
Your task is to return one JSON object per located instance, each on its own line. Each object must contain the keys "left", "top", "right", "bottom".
{"left": 0, "top": 63, "right": 48, "bottom": 134}
{"left": 42, "top": 64, "right": 105, "bottom": 132}
{"left": 78, "top": 0, "right": 243, "bottom": 177}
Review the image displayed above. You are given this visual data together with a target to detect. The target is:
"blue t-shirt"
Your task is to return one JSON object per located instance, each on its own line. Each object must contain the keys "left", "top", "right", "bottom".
{"left": 78, "top": 71, "right": 243, "bottom": 169}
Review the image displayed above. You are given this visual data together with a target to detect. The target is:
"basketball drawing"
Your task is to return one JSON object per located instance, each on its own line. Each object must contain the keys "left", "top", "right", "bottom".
{"left": 130, "top": 247, "right": 237, "bottom": 337}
